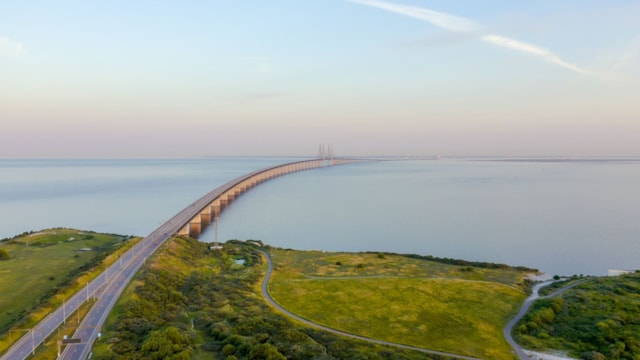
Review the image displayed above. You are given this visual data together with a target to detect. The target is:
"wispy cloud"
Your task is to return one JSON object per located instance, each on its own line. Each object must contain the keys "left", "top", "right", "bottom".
{"left": 0, "top": 36, "right": 24, "bottom": 57}
{"left": 350, "top": 0, "right": 589, "bottom": 75}
{"left": 481, "top": 35, "right": 589, "bottom": 75}
{"left": 350, "top": 0, "right": 481, "bottom": 32}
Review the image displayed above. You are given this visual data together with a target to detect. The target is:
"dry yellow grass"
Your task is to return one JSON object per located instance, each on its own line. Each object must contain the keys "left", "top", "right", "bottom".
{"left": 268, "top": 249, "right": 529, "bottom": 360}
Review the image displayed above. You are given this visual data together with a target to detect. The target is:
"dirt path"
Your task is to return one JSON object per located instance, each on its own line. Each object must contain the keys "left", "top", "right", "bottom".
{"left": 259, "top": 250, "right": 480, "bottom": 360}
{"left": 504, "top": 279, "right": 587, "bottom": 359}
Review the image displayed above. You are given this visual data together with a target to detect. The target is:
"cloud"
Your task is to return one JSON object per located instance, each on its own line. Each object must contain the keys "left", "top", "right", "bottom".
{"left": 350, "top": 0, "right": 588, "bottom": 75}
{"left": 350, "top": 0, "right": 481, "bottom": 32}
{"left": 0, "top": 36, "right": 24, "bottom": 56}
{"left": 481, "top": 35, "right": 589, "bottom": 75}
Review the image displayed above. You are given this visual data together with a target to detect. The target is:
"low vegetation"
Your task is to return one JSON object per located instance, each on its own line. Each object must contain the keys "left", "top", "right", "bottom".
{"left": 514, "top": 273, "right": 640, "bottom": 359}
{"left": 0, "top": 228, "right": 136, "bottom": 353}
{"left": 268, "top": 249, "right": 533, "bottom": 360}
{"left": 93, "top": 238, "right": 450, "bottom": 359}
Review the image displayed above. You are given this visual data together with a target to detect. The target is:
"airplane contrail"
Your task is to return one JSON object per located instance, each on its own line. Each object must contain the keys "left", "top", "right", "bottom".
{"left": 350, "top": 0, "right": 589, "bottom": 75}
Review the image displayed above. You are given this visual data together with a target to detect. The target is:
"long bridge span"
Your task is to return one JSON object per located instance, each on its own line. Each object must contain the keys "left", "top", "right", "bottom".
{"left": 176, "top": 157, "right": 356, "bottom": 239}
{"left": 2, "top": 157, "right": 361, "bottom": 360}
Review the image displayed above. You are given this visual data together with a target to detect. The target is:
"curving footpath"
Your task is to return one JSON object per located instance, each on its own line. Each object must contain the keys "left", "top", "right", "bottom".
{"left": 258, "top": 250, "right": 480, "bottom": 360}
{"left": 504, "top": 279, "right": 588, "bottom": 359}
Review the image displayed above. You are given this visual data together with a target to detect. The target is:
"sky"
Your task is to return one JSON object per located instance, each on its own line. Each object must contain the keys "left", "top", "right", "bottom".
{"left": 1, "top": 0, "right": 639, "bottom": 158}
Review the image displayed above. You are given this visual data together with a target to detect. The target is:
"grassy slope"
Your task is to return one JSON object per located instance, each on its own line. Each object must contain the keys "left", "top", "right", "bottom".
{"left": 268, "top": 250, "right": 530, "bottom": 360}
{"left": 93, "top": 238, "right": 447, "bottom": 360}
{"left": 0, "top": 228, "right": 136, "bottom": 352}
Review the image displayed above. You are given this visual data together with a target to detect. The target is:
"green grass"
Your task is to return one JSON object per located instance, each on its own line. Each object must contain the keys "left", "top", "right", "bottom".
{"left": 93, "top": 239, "right": 447, "bottom": 359}
{"left": 0, "top": 228, "right": 134, "bottom": 351}
{"left": 514, "top": 273, "right": 640, "bottom": 359}
{"left": 268, "top": 250, "right": 531, "bottom": 360}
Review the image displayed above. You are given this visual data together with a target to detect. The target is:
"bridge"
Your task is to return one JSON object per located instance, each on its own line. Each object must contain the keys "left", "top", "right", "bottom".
{"left": 1, "top": 157, "right": 362, "bottom": 360}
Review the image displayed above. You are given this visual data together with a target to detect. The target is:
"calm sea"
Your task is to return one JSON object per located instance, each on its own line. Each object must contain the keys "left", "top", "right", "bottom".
{"left": 1, "top": 157, "right": 638, "bottom": 276}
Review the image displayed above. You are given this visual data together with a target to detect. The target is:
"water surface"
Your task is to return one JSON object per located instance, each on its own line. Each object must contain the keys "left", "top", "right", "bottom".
{"left": 2, "top": 158, "right": 638, "bottom": 276}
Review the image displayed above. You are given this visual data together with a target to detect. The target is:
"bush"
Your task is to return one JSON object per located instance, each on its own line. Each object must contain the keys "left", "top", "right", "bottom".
{"left": 582, "top": 351, "right": 606, "bottom": 360}
{"left": 0, "top": 248, "right": 10, "bottom": 260}
{"left": 249, "top": 343, "right": 286, "bottom": 360}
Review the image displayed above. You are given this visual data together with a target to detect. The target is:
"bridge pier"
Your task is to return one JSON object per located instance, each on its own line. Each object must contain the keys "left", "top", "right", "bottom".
{"left": 200, "top": 212, "right": 211, "bottom": 228}
{"left": 178, "top": 225, "right": 189, "bottom": 237}
{"left": 211, "top": 201, "right": 221, "bottom": 218}
{"left": 189, "top": 220, "right": 202, "bottom": 238}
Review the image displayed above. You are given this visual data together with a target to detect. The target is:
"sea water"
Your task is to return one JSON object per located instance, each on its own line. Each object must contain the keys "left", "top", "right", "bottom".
{"left": 1, "top": 157, "right": 639, "bottom": 276}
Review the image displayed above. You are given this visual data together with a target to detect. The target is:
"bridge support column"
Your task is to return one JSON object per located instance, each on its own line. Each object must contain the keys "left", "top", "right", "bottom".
{"left": 211, "top": 201, "right": 221, "bottom": 218}
{"left": 200, "top": 212, "right": 211, "bottom": 228}
{"left": 178, "top": 225, "right": 189, "bottom": 237}
{"left": 189, "top": 220, "right": 202, "bottom": 238}
{"left": 220, "top": 197, "right": 228, "bottom": 211}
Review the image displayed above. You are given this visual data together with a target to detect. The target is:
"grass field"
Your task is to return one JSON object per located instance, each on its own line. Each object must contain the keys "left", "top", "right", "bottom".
{"left": 268, "top": 249, "right": 531, "bottom": 360}
{"left": 0, "top": 228, "right": 136, "bottom": 353}
{"left": 92, "top": 239, "right": 446, "bottom": 360}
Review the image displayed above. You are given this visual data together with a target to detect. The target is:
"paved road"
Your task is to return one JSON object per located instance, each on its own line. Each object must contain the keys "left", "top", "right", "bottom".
{"left": 2, "top": 159, "right": 333, "bottom": 360}
{"left": 503, "top": 279, "right": 588, "bottom": 360}
{"left": 60, "top": 226, "right": 173, "bottom": 360}
{"left": 1, "top": 239, "right": 142, "bottom": 360}
{"left": 258, "top": 250, "right": 480, "bottom": 360}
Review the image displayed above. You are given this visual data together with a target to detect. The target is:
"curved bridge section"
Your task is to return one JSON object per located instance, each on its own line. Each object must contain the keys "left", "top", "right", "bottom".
{"left": 174, "top": 157, "right": 359, "bottom": 239}
{"left": 2, "top": 157, "right": 361, "bottom": 360}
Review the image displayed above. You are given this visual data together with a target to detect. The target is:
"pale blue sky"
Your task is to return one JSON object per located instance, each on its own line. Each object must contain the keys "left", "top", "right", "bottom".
{"left": 1, "top": 0, "right": 639, "bottom": 157}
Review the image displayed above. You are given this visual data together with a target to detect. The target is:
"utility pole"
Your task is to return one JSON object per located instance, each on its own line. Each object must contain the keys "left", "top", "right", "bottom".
{"left": 215, "top": 215, "right": 219, "bottom": 245}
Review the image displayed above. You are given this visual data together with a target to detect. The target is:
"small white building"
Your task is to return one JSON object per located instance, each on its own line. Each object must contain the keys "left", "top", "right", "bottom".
{"left": 208, "top": 243, "right": 223, "bottom": 250}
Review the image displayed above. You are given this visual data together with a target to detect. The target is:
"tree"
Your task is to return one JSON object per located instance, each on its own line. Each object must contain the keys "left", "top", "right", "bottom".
{"left": 140, "top": 327, "right": 192, "bottom": 359}
{"left": 249, "top": 343, "right": 286, "bottom": 360}
{"left": 222, "top": 344, "right": 235, "bottom": 356}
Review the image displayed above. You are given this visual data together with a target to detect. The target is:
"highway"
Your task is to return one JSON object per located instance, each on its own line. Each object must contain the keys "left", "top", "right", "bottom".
{"left": 2, "top": 159, "right": 335, "bottom": 360}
